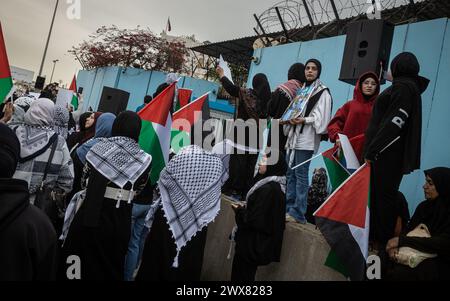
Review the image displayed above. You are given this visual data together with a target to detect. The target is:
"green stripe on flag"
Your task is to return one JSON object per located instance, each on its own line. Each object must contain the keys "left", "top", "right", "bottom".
{"left": 139, "top": 120, "right": 166, "bottom": 184}
{"left": 325, "top": 250, "right": 350, "bottom": 278}
{"left": 323, "top": 155, "right": 350, "bottom": 192}
{"left": 0, "top": 76, "right": 12, "bottom": 104}
{"left": 71, "top": 94, "right": 79, "bottom": 110}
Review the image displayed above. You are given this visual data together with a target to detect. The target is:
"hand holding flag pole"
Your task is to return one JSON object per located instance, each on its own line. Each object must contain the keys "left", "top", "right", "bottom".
{"left": 292, "top": 136, "right": 401, "bottom": 170}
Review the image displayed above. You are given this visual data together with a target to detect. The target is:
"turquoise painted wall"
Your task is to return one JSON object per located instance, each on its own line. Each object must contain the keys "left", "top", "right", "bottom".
{"left": 247, "top": 18, "right": 450, "bottom": 213}
{"left": 77, "top": 67, "right": 221, "bottom": 112}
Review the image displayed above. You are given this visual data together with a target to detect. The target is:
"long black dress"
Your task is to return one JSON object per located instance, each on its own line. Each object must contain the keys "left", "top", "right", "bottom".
{"left": 231, "top": 182, "right": 286, "bottom": 281}
{"left": 59, "top": 165, "right": 150, "bottom": 280}
{"left": 135, "top": 208, "right": 208, "bottom": 281}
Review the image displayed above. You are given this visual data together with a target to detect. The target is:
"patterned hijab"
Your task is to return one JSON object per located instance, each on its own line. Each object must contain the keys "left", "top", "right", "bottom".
{"left": 86, "top": 136, "right": 152, "bottom": 190}
{"left": 13, "top": 98, "right": 57, "bottom": 162}
{"left": 9, "top": 97, "right": 35, "bottom": 125}
{"left": 86, "top": 111, "right": 150, "bottom": 190}
{"left": 53, "top": 105, "right": 70, "bottom": 139}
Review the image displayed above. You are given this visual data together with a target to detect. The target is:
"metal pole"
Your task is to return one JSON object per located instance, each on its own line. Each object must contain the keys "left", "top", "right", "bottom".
{"left": 253, "top": 14, "right": 272, "bottom": 46}
{"left": 302, "top": 0, "right": 315, "bottom": 26}
{"left": 38, "top": 0, "right": 59, "bottom": 76}
{"left": 49, "top": 59, "right": 58, "bottom": 83}
{"left": 329, "top": 0, "right": 341, "bottom": 21}
{"left": 275, "top": 7, "right": 290, "bottom": 41}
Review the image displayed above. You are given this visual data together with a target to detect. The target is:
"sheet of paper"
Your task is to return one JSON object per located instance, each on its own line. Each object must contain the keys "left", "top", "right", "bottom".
{"left": 219, "top": 55, "right": 234, "bottom": 84}
{"left": 56, "top": 88, "right": 74, "bottom": 108}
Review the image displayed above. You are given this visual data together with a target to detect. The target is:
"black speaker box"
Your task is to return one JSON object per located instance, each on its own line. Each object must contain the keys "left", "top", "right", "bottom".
{"left": 35, "top": 76, "right": 46, "bottom": 90}
{"left": 339, "top": 20, "right": 394, "bottom": 85}
{"left": 97, "top": 87, "right": 130, "bottom": 115}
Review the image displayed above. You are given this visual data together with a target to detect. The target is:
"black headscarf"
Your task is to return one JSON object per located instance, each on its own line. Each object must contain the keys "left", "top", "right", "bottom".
{"left": 391, "top": 52, "right": 419, "bottom": 78}
{"left": 153, "top": 83, "right": 169, "bottom": 99}
{"left": 79, "top": 112, "right": 92, "bottom": 132}
{"left": 426, "top": 168, "right": 450, "bottom": 201}
{"left": 408, "top": 167, "right": 450, "bottom": 235}
{"left": 111, "top": 111, "right": 142, "bottom": 142}
{"left": 252, "top": 73, "right": 271, "bottom": 118}
{"left": 0, "top": 124, "right": 20, "bottom": 178}
{"left": 288, "top": 63, "right": 306, "bottom": 83}
{"left": 305, "top": 58, "right": 322, "bottom": 85}
{"left": 253, "top": 153, "right": 288, "bottom": 184}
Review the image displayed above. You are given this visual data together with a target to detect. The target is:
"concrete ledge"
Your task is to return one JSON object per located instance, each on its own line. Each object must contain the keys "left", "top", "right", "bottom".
{"left": 201, "top": 196, "right": 347, "bottom": 281}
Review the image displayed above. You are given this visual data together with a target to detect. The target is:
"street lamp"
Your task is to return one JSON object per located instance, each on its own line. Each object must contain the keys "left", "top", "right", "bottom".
{"left": 38, "top": 0, "right": 60, "bottom": 77}
{"left": 49, "top": 59, "right": 59, "bottom": 83}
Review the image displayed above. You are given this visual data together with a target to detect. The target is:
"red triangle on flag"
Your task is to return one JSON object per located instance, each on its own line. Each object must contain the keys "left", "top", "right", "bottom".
{"left": 138, "top": 82, "right": 176, "bottom": 126}
{"left": 69, "top": 75, "right": 77, "bottom": 92}
{"left": 0, "top": 22, "right": 12, "bottom": 79}
{"left": 178, "top": 88, "right": 192, "bottom": 109}
{"left": 314, "top": 163, "right": 370, "bottom": 228}
{"left": 172, "top": 93, "right": 208, "bottom": 133}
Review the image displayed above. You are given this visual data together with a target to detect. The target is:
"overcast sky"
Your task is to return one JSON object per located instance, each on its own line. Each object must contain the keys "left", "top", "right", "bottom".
{"left": 0, "top": 0, "right": 278, "bottom": 85}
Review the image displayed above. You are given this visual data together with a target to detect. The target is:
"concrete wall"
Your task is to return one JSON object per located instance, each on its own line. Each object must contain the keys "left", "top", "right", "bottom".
{"left": 201, "top": 198, "right": 347, "bottom": 281}
{"left": 247, "top": 18, "right": 450, "bottom": 214}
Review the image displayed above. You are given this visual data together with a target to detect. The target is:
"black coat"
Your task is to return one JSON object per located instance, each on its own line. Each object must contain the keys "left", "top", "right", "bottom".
{"left": 0, "top": 178, "right": 58, "bottom": 280}
{"left": 59, "top": 165, "right": 150, "bottom": 280}
{"left": 234, "top": 182, "right": 286, "bottom": 265}
{"left": 364, "top": 56, "right": 429, "bottom": 174}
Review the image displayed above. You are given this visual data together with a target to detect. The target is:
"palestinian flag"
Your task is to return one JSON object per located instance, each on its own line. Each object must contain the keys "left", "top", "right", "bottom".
{"left": 0, "top": 22, "right": 13, "bottom": 105}
{"left": 171, "top": 92, "right": 209, "bottom": 153}
{"left": 174, "top": 88, "right": 192, "bottom": 111}
{"left": 321, "top": 134, "right": 366, "bottom": 276}
{"left": 314, "top": 163, "right": 371, "bottom": 281}
{"left": 69, "top": 75, "right": 79, "bottom": 110}
{"left": 322, "top": 134, "right": 366, "bottom": 191}
{"left": 138, "top": 82, "right": 176, "bottom": 184}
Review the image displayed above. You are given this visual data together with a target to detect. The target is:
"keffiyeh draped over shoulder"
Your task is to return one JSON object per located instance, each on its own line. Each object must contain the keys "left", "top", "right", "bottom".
{"left": 86, "top": 136, "right": 152, "bottom": 190}
{"left": 146, "top": 145, "right": 226, "bottom": 268}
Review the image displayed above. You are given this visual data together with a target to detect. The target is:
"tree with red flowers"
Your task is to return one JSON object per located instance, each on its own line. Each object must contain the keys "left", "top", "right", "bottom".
{"left": 70, "top": 25, "right": 188, "bottom": 73}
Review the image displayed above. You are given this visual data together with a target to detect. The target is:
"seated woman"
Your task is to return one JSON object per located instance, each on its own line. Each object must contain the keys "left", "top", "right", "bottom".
{"left": 231, "top": 154, "right": 287, "bottom": 281}
{"left": 385, "top": 167, "right": 450, "bottom": 281}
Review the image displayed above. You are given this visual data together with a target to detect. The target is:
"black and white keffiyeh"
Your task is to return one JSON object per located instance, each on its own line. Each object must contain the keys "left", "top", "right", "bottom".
{"left": 86, "top": 136, "right": 152, "bottom": 189}
{"left": 13, "top": 124, "right": 57, "bottom": 162}
{"left": 146, "top": 145, "right": 226, "bottom": 267}
{"left": 53, "top": 105, "right": 70, "bottom": 139}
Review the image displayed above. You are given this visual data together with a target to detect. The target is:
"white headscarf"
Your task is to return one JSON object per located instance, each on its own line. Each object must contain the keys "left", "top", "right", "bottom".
{"left": 24, "top": 98, "right": 55, "bottom": 127}
{"left": 8, "top": 97, "right": 35, "bottom": 125}
{"left": 166, "top": 73, "right": 178, "bottom": 84}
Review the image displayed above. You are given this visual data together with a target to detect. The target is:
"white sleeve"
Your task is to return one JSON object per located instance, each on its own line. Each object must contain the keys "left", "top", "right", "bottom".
{"left": 283, "top": 124, "right": 292, "bottom": 136}
{"left": 304, "top": 90, "right": 333, "bottom": 135}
